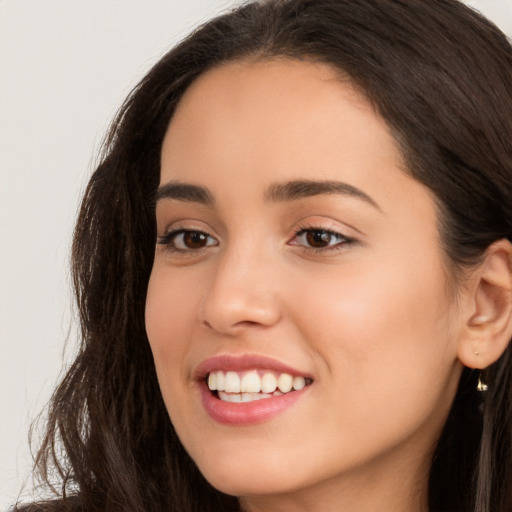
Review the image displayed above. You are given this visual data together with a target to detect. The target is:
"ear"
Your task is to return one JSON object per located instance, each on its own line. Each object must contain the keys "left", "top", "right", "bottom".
{"left": 457, "top": 239, "right": 512, "bottom": 370}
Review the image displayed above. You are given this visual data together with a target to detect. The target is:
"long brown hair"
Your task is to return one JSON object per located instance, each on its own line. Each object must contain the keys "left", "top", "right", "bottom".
{"left": 16, "top": 1, "right": 512, "bottom": 511}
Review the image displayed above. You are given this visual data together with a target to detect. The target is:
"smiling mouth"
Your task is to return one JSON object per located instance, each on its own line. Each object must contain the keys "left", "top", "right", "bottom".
{"left": 206, "top": 370, "right": 313, "bottom": 403}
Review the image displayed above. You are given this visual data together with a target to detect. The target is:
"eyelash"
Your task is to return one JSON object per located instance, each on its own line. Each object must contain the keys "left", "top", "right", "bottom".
{"left": 156, "top": 226, "right": 355, "bottom": 255}
{"left": 157, "top": 229, "right": 218, "bottom": 254}
{"left": 290, "top": 225, "right": 355, "bottom": 254}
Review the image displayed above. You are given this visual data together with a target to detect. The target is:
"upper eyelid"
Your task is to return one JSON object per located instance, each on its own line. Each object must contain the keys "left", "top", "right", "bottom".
{"left": 158, "top": 219, "right": 218, "bottom": 236}
{"left": 157, "top": 223, "right": 350, "bottom": 237}
{"left": 156, "top": 203, "right": 365, "bottom": 235}
{"left": 156, "top": 216, "right": 360, "bottom": 242}
{"left": 290, "top": 211, "right": 365, "bottom": 233}
{"left": 294, "top": 227, "right": 348, "bottom": 238}
{"left": 291, "top": 220, "right": 355, "bottom": 238}
{"left": 159, "top": 227, "right": 217, "bottom": 240}
{"left": 291, "top": 227, "right": 354, "bottom": 244}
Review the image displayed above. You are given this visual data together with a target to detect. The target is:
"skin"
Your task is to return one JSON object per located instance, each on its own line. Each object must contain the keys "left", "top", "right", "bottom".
{"left": 145, "top": 59, "right": 471, "bottom": 512}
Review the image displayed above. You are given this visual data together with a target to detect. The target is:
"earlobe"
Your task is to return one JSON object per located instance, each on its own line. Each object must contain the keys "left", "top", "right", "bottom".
{"left": 457, "top": 239, "right": 512, "bottom": 370}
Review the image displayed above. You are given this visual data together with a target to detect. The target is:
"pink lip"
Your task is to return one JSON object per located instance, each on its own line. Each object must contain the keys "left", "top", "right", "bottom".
{"left": 199, "top": 382, "right": 309, "bottom": 425}
{"left": 195, "top": 354, "right": 313, "bottom": 425}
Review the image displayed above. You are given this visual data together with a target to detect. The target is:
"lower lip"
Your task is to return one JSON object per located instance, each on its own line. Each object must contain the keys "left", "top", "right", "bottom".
{"left": 199, "top": 383, "right": 309, "bottom": 425}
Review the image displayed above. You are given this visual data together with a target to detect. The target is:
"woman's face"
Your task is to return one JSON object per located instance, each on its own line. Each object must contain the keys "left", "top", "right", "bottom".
{"left": 145, "top": 59, "right": 465, "bottom": 509}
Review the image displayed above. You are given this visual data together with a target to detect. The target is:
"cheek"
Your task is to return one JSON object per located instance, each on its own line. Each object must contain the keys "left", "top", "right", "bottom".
{"left": 295, "top": 253, "right": 452, "bottom": 351}
{"left": 290, "top": 248, "right": 458, "bottom": 435}
{"left": 145, "top": 267, "right": 200, "bottom": 403}
{"left": 145, "top": 263, "right": 202, "bottom": 342}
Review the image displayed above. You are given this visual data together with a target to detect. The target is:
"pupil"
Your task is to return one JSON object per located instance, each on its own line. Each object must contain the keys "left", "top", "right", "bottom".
{"left": 184, "top": 232, "right": 206, "bottom": 248}
{"left": 306, "top": 230, "right": 330, "bottom": 247}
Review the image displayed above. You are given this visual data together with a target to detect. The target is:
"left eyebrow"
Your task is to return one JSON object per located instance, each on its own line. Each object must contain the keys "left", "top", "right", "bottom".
{"left": 265, "top": 180, "right": 381, "bottom": 211}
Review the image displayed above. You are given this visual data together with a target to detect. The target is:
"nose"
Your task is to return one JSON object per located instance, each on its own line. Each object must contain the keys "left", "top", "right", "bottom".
{"left": 200, "top": 244, "right": 282, "bottom": 335}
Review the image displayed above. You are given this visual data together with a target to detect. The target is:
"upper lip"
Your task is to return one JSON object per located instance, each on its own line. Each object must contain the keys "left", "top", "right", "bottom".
{"left": 194, "top": 354, "right": 313, "bottom": 381}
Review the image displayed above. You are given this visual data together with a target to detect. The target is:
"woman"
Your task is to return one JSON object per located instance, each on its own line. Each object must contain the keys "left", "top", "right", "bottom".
{"left": 15, "top": 0, "right": 512, "bottom": 511}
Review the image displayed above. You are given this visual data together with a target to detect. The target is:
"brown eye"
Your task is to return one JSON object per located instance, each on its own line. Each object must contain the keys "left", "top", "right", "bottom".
{"left": 182, "top": 231, "right": 210, "bottom": 249}
{"left": 305, "top": 230, "right": 333, "bottom": 248}
{"left": 292, "top": 228, "right": 351, "bottom": 251}
{"left": 158, "top": 230, "right": 218, "bottom": 251}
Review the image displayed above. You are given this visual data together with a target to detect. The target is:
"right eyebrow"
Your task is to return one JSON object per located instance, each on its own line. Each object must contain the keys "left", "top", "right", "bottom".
{"left": 155, "top": 181, "right": 214, "bottom": 206}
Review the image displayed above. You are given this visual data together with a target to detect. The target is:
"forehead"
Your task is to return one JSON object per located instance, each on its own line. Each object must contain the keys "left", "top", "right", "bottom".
{"left": 172, "top": 58, "right": 366, "bottom": 124}
{"left": 161, "top": 58, "right": 406, "bottom": 191}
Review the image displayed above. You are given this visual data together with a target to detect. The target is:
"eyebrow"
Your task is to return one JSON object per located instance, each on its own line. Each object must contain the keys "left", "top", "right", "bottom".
{"left": 265, "top": 180, "right": 380, "bottom": 210}
{"left": 155, "top": 181, "right": 214, "bottom": 206}
{"left": 155, "top": 179, "right": 380, "bottom": 211}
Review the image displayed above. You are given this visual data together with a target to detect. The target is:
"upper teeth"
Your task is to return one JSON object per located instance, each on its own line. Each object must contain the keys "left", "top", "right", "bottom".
{"left": 207, "top": 370, "right": 307, "bottom": 394}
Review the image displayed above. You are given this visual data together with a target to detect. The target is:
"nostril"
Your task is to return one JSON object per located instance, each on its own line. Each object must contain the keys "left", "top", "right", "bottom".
{"left": 236, "top": 320, "right": 262, "bottom": 327}
{"left": 202, "top": 318, "right": 270, "bottom": 334}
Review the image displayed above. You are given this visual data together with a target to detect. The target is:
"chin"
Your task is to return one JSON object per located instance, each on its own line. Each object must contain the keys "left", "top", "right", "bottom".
{"left": 207, "top": 473, "right": 297, "bottom": 498}
{"left": 192, "top": 451, "right": 305, "bottom": 497}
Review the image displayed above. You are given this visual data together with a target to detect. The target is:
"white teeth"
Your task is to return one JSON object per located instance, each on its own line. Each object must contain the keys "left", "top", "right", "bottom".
{"left": 218, "top": 392, "right": 240, "bottom": 403}
{"left": 224, "top": 371, "right": 241, "bottom": 393}
{"left": 219, "top": 391, "right": 272, "bottom": 403}
{"left": 208, "top": 373, "right": 217, "bottom": 391}
{"left": 240, "top": 371, "right": 261, "bottom": 393}
{"left": 241, "top": 392, "right": 253, "bottom": 403}
{"left": 277, "top": 373, "right": 293, "bottom": 393}
{"left": 241, "top": 392, "right": 266, "bottom": 402}
{"left": 216, "top": 371, "right": 225, "bottom": 391}
{"left": 261, "top": 372, "right": 277, "bottom": 393}
{"left": 293, "top": 376, "right": 306, "bottom": 391}
{"left": 207, "top": 370, "right": 310, "bottom": 395}
{"left": 228, "top": 393, "right": 241, "bottom": 403}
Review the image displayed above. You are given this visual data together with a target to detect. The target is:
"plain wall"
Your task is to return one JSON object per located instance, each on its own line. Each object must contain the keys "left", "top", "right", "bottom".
{"left": 1, "top": 1, "right": 511, "bottom": 510}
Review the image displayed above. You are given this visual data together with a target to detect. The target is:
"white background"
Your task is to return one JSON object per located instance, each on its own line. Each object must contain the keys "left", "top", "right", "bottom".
{"left": 1, "top": 1, "right": 511, "bottom": 510}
